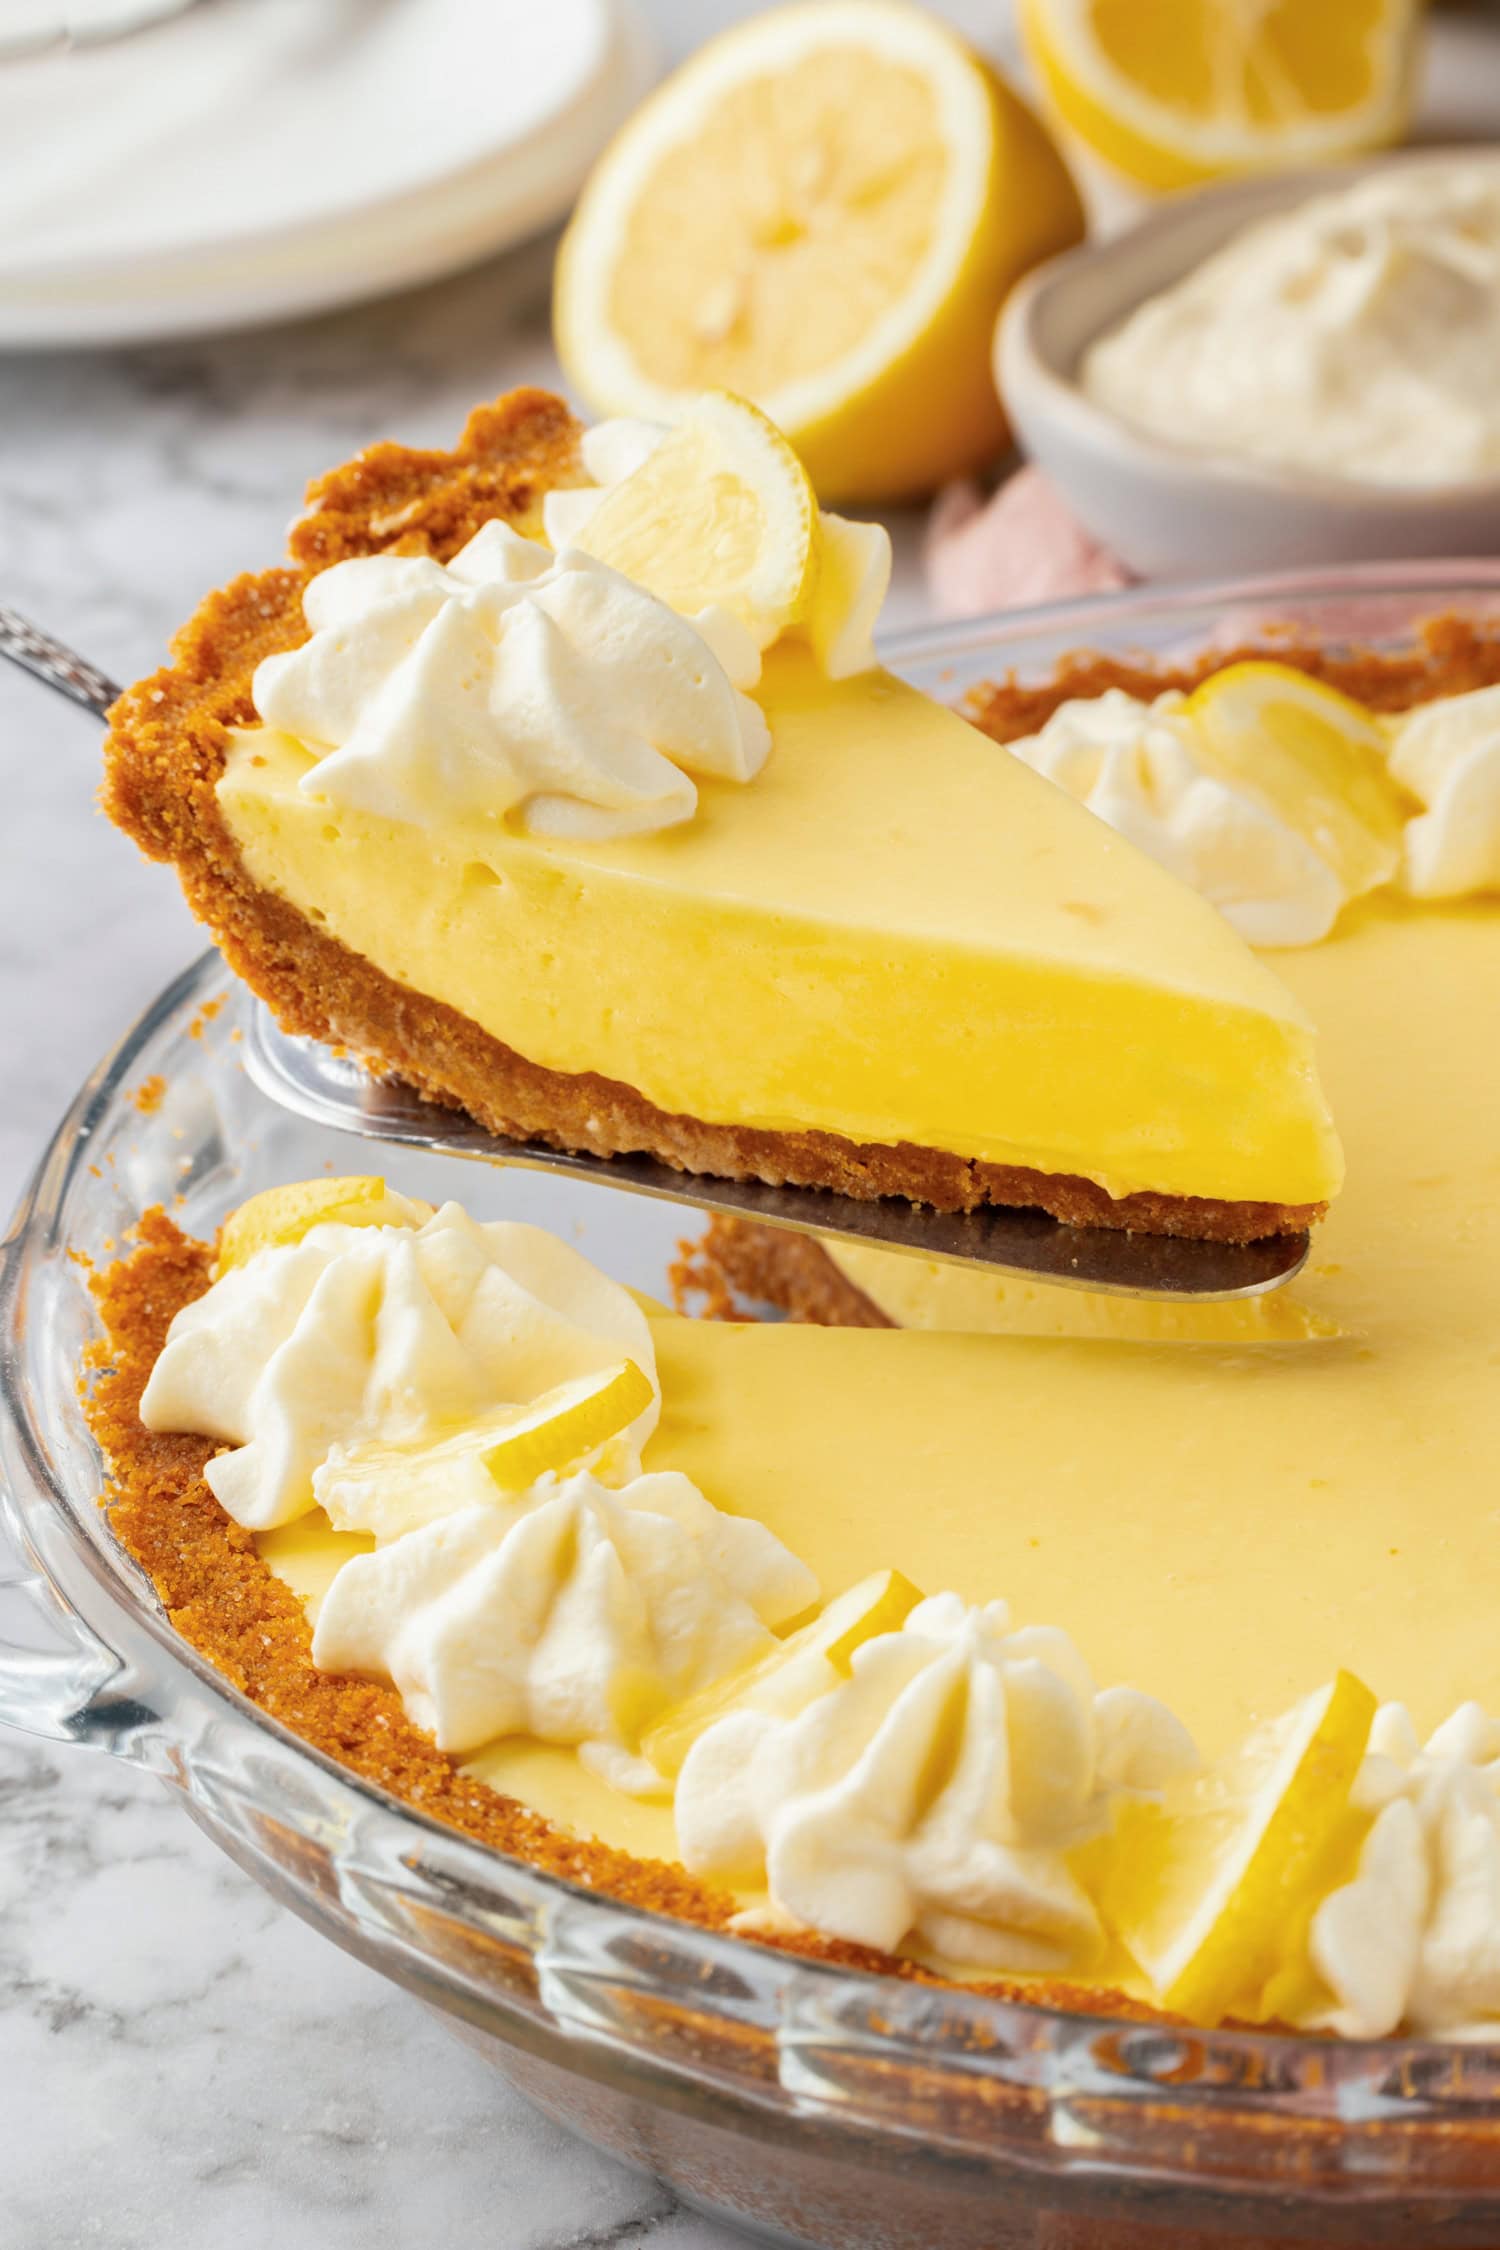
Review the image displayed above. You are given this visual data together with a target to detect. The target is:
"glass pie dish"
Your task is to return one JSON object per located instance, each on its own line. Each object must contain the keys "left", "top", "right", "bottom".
{"left": 7, "top": 567, "right": 1500, "bottom": 2250}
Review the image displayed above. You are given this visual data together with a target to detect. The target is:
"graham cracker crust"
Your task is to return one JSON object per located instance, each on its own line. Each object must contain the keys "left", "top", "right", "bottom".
{"left": 83, "top": 1209, "right": 1150, "bottom": 2019}
{"left": 102, "top": 384, "right": 1324, "bottom": 1245}
{"left": 676, "top": 1215, "right": 892, "bottom": 1328}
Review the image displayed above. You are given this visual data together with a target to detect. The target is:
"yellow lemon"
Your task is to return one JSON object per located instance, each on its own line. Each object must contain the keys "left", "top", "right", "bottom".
{"left": 1094, "top": 1670, "right": 1376, "bottom": 2025}
{"left": 214, "top": 1176, "right": 425, "bottom": 1277}
{"left": 317, "top": 1361, "right": 657, "bottom": 1543}
{"left": 574, "top": 390, "right": 818, "bottom": 644}
{"left": 478, "top": 1359, "right": 656, "bottom": 1492}
{"left": 1020, "top": 0, "right": 1419, "bottom": 191}
{"left": 641, "top": 1567, "right": 922, "bottom": 1779}
{"left": 1187, "top": 662, "right": 1411, "bottom": 903}
{"left": 555, "top": 1, "right": 1084, "bottom": 501}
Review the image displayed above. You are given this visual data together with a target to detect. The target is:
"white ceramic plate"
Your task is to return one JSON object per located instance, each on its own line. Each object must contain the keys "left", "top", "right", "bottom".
{"left": 0, "top": 0, "right": 654, "bottom": 347}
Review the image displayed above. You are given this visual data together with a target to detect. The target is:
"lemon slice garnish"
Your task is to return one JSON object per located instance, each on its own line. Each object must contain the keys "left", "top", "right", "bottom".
{"left": 317, "top": 1361, "right": 657, "bottom": 1542}
{"left": 215, "top": 1176, "right": 427, "bottom": 1277}
{"left": 641, "top": 1567, "right": 922, "bottom": 1780}
{"left": 1186, "top": 662, "right": 1411, "bottom": 905}
{"left": 1020, "top": 0, "right": 1418, "bottom": 190}
{"left": 1094, "top": 1670, "right": 1376, "bottom": 2026}
{"left": 478, "top": 1359, "right": 656, "bottom": 1493}
{"left": 555, "top": 2, "right": 1082, "bottom": 501}
{"left": 573, "top": 389, "right": 818, "bottom": 647}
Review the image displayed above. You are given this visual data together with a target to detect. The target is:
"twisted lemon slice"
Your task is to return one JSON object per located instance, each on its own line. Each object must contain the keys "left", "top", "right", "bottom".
{"left": 1095, "top": 1670, "right": 1376, "bottom": 2025}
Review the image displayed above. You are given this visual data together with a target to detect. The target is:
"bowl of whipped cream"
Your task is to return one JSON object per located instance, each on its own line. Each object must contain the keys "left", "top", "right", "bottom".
{"left": 997, "top": 150, "right": 1500, "bottom": 580}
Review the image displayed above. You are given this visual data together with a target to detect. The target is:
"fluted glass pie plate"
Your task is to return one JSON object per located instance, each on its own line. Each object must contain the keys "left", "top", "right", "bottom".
{"left": 6, "top": 569, "right": 1500, "bottom": 2248}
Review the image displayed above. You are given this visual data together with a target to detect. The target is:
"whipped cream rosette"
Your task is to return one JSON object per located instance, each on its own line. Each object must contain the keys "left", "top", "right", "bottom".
{"left": 675, "top": 1592, "right": 1194, "bottom": 1973}
{"left": 140, "top": 1202, "right": 659, "bottom": 1530}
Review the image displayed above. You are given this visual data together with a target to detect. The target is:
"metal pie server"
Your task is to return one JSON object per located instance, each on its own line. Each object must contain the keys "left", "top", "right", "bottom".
{"left": 2, "top": 605, "right": 1310, "bottom": 1301}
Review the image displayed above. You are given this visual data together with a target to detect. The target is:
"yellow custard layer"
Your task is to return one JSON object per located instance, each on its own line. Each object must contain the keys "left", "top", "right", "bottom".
{"left": 218, "top": 648, "right": 1341, "bottom": 1208}
{"left": 259, "top": 893, "right": 1500, "bottom": 1858}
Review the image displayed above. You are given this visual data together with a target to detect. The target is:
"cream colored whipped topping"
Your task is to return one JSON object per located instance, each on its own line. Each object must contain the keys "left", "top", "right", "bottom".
{"left": 251, "top": 517, "right": 770, "bottom": 841}
{"left": 542, "top": 416, "right": 891, "bottom": 681}
{"left": 1006, "top": 688, "right": 1349, "bottom": 947}
{"left": 139, "top": 1203, "right": 658, "bottom": 1531}
{"left": 1387, "top": 685, "right": 1500, "bottom": 900}
{"left": 311, "top": 1467, "right": 818, "bottom": 1777}
{"left": 674, "top": 1593, "right": 1195, "bottom": 1972}
{"left": 1307, "top": 1703, "right": 1500, "bottom": 2040}
{"left": 1083, "top": 158, "right": 1500, "bottom": 488}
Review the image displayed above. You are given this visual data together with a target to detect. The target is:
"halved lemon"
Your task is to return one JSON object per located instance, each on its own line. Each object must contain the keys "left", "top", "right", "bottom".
{"left": 641, "top": 1567, "right": 922, "bottom": 1779}
{"left": 556, "top": 1, "right": 1084, "bottom": 501}
{"left": 1186, "top": 663, "right": 1411, "bottom": 904}
{"left": 1020, "top": 0, "right": 1419, "bottom": 190}
{"left": 574, "top": 390, "right": 818, "bottom": 646}
{"left": 1094, "top": 1670, "right": 1376, "bottom": 2025}
{"left": 215, "top": 1176, "right": 426, "bottom": 1277}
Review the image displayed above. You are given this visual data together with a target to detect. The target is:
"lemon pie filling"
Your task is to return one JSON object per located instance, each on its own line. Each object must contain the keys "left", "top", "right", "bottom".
{"left": 219, "top": 642, "right": 1339, "bottom": 1209}
{"left": 127, "top": 1149, "right": 1500, "bottom": 2038}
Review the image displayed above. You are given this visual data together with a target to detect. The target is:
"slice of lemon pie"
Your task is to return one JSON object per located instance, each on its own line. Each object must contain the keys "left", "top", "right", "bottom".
{"left": 102, "top": 387, "right": 1340, "bottom": 1240}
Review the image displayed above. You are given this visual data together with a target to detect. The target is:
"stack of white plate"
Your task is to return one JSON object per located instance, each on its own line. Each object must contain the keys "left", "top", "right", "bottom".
{"left": 0, "top": 0, "right": 653, "bottom": 348}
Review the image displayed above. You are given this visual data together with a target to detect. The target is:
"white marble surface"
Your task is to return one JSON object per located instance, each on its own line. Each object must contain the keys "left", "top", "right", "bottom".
{"left": 3, "top": 5, "right": 1499, "bottom": 2246}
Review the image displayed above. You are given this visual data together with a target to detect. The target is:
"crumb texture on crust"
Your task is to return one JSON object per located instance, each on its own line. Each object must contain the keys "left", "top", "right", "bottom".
{"left": 963, "top": 614, "right": 1500, "bottom": 742}
{"left": 103, "top": 387, "right": 1499, "bottom": 1245}
{"left": 83, "top": 1214, "right": 1151, "bottom": 2018}
{"left": 677, "top": 1217, "right": 892, "bottom": 1329}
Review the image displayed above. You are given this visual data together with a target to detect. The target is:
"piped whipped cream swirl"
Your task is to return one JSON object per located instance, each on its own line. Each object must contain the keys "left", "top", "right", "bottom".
{"left": 312, "top": 1467, "right": 818, "bottom": 1776}
{"left": 252, "top": 517, "right": 770, "bottom": 840}
{"left": 140, "top": 1204, "right": 659, "bottom": 1531}
{"left": 675, "top": 1593, "right": 1195, "bottom": 1972}
{"left": 1307, "top": 1703, "right": 1500, "bottom": 2040}
{"left": 1007, "top": 689, "right": 1352, "bottom": 948}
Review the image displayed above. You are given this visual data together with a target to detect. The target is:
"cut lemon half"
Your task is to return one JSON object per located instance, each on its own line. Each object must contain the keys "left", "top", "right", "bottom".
{"left": 1095, "top": 1671, "right": 1377, "bottom": 2026}
{"left": 215, "top": 1176, "right": 427, "bottom": 1277}
{"left": 556, "top": 1, "right": 1083, "bottom": 501}
{"left": 641, "top": 1567, "right": 922, "bottom": 1780}
{"left": 317, "top": 1361, "right": 657, "bottom": 1542}
{"left": 574, "top": 390, "right": 817, "bottom": 645}
{"left": 1187, "top": 663, "right": 1411, "bottom": 904}
{"left": 1020, "top": 0, "right": 1419, "bottom": 190}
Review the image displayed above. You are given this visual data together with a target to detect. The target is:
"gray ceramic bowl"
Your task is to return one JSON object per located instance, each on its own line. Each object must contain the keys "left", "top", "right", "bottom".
{"left": 996, "top": 149, "right": 1500, "bottom": 581}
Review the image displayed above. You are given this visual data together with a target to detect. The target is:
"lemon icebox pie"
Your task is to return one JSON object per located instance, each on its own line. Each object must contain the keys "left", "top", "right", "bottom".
{"left": 90, "top": 387, "right": 1500, "bottom": 2042}
{"left": 89, "top": 606, "right": 1500, "bottom": 2043}
{"left": 101, "top": 386, "right": 1340, "bottom": 1241}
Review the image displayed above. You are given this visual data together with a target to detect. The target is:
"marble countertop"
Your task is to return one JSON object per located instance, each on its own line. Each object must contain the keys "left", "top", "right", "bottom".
{"left": 3, "top": 6, "right": 1498, "bottom": 2246}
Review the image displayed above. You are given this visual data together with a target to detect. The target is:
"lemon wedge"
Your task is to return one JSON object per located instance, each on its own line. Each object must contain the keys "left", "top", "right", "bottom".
{"left": 317, "top": 1361, "right": 656, "bottom": 1542}
{"left": 1186, "top": 663, "right": 1411, "bottom": 905}
{"left": 479, "top": 1359, "right": 656, "bottom": 1493}
{"left": 1095, "top": 1671, "right": 1376, "bottom": 2026}
{"left": 555, "top": 1, "right": 1083, "bottom": 501}
{"left": 574, "top": 390, "right": 818, "bottom": 646}
{"left": 214, "top": 1176, "right": 426, "bottom": 1277}
{"left": 641, "top": 1567, "right": 922, "bottom": 1780}
{"left": 1020, "top": 0, "right": 1418, "bottom": 190}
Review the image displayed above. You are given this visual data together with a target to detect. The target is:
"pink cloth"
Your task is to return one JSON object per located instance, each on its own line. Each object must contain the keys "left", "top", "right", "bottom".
{"left": 923, "top": 466, "right": 1131, "bottom": 617}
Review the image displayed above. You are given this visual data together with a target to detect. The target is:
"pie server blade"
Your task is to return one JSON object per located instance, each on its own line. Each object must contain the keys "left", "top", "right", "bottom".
{"left": 242, "top": 1005, "right": 1309, "bottom": 1302}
